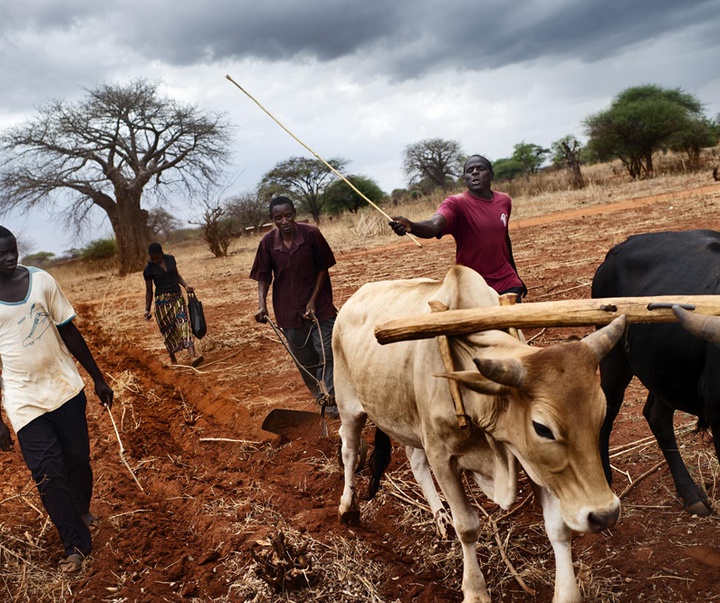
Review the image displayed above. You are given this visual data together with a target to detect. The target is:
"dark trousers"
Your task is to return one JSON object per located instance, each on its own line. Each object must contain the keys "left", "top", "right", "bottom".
{"left": 283, "top": 317, "right": 335, "bottom": 400}
{"left": 17, "top": 390, "right": 92, "bottom": 557}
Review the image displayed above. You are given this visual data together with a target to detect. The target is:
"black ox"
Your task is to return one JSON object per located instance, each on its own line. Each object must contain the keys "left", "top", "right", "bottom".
{"left": 592, "top": 229, "right": 720, "bottom": 516}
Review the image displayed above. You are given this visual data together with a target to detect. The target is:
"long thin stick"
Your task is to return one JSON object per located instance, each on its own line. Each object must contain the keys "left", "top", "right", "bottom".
{"left": 107, "top": 409, "right": 145, "bottom": 492}
{"left": 619, "top": 459, "right": 665, "bottom": 499}
{"left": 478, "top": 505, "right": 537, "bottom": 596}
{"left": 225, "top": 74, "right": 422, "bottom": 248}
{"left": 199, "top": 437, "right": 262, "bottom": 445}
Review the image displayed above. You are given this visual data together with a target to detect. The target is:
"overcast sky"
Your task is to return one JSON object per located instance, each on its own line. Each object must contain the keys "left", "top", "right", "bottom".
{"left": 2, "top": 0, "right": 719, "bottom": 255}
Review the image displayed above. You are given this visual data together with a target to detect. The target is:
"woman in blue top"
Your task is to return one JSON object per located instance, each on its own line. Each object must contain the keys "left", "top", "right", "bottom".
{"left": 143, "top": 243, "right": 203, "bottom": 367}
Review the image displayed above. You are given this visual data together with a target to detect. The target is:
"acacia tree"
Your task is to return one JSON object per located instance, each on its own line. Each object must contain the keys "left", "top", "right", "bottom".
{"left": 147, "top": 207, "right": 181, "bottom": 242}
{"left": 260, "top": 156, "right": 347, "bottom": 224}
{"left": 550, "top": 135, "right": 585, "bottom": 189}
{"left": 403, "top": 138, "right": 464, "bottom": 190}
{"left": 322, "top": 175, "right": 385, "bottom": 215}
{"left": 225, "top": 189, "right": 268, "bottom": 234}
{"left": 584, "top": 84, "right": 705, "bottom": 179}
{"left": 0, "top": 79, "right": 232, "bottom": 274}
{"left": 512, "top": 141, "right": 550, "bottom": 175}
{"left": 669, "top": 116, "right": 717, "bottom": 169}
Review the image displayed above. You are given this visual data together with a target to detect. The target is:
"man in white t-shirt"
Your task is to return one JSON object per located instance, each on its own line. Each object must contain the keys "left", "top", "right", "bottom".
{"left": 0, "top": 226, "right": 113, "bottom": 574}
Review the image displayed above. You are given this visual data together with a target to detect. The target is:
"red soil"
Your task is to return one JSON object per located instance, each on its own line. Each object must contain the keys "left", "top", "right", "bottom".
{"left": 1, "top": 182, "right": 719, "bottom": 602}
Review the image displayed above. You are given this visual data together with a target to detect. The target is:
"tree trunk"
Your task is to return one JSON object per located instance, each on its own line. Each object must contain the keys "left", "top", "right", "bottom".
{"left": 645, "top": 152, "right": 654, "bottom": 178}
{"left": 561, "top": 142, "right": 585, "bottom": 190}
{"left": 107, "top": 189, "right": 151, "bottom": 275}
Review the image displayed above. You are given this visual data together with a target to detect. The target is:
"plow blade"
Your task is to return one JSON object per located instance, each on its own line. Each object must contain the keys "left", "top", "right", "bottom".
{"left": 261, "top": 408, "right": 328, "bottom": 438}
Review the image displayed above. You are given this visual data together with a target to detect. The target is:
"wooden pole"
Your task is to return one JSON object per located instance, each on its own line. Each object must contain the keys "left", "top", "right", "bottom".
{"left": 107, "top": 409, "right": 144, "bottom": 492}
{"left": 225, "top": 74, "right": 422, "bottom": 247}
{"left": 374, "top": 295, "right": 720, "bottom": 344}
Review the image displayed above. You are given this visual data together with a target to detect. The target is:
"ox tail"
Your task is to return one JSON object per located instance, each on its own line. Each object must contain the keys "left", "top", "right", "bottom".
{"left": 363, "top": 427, "right": 392, "bottom": 501}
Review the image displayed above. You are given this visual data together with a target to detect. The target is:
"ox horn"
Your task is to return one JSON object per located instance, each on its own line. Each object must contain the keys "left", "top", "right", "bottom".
{"left": 582, "top": 315, "right": 627, "bottom": 361}
{"left": 673, "top": 305, "right": 720, "bottom": 344}
{"left": 473, "top": 357, "right": 526, "bottom": 389}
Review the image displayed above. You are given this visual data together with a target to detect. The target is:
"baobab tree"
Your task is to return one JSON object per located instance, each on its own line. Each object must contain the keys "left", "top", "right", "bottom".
{"left": 0, "top": 79, "right": 232, "bottom": 274}
{"left": 403, "top": 138, "right": 464, "bottom": 191}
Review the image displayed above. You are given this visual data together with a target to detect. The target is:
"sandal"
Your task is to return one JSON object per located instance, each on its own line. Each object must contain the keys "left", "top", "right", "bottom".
{"left": 59, "top": 553, "right": 84, "bottom": 574}
{"left": 191, "top": 355, "right": 204, "bottom": 368}
{"left": 82, "top": 513, "right": 100, "bottom": 529}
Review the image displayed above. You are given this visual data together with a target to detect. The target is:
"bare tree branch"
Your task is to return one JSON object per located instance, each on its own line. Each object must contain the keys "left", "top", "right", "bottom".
{"left": 0, "top": 79, "right": 234, "bottom": 274}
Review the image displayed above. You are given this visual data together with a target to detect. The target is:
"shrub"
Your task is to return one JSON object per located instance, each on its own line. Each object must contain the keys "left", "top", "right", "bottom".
{"left": 81, "top": 238, "right": 118, "bottom": 261}
{"left": 21, "top": 251, "right": 56, "bottom": 269}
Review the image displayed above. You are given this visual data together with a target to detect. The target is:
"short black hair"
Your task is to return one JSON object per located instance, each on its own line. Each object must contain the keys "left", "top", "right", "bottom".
{"left": 148, "top": 242, "right": 163, "bottom": 255}
{"left": 0, "top": 225, "right": 15, "bottom": 240}
{"left": 464, "top": 155, "right": 493, "bottom": 173}
{"left": 269, "top": 196, "right": 295, "bottom": 215}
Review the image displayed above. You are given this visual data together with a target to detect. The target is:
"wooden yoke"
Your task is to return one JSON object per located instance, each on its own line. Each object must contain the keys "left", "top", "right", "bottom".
{"left": 429, "top": 300, "right": 470, "bottom": 430}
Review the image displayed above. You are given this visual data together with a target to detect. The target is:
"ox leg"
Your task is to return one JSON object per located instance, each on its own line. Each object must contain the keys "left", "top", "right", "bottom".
{"left": 534, "top": 484, "right": 583, "bottom": 603}
{"left": 598, "top": 347, "right": 633, "bottom": 485}
{"left": 338, "top": 412, "right": 367, "bottom": 524}
{"left": 427, "top": 455, "right": 490, "bottom": 603}
{"left": 405, "top": 446, "right": 453, "bottom": 539}
{"left": 643, "top": 394, "right": 711, "bottom": 516}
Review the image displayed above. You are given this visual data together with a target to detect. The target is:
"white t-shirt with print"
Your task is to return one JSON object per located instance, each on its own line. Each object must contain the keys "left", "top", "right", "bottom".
{"left": 0, "top": 266, "right": 85, "bottom": 433}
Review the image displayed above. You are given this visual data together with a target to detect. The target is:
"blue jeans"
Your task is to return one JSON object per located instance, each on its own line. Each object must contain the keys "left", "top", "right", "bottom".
{"left": 17, "top": 390, "right": 93, "bottom": 557}
{"left": 283, "top": 317, "right": 335, "bottom": 400}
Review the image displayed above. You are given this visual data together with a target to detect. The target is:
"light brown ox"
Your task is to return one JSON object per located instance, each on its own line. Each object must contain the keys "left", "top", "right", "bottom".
{"left": 333, "top": 266, "right": 625, "bottom": 603}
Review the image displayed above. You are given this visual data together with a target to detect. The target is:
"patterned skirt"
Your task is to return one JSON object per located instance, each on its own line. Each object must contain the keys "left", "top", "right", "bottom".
{"left": 154, "top": 291, "right": 193, "bottom": 354}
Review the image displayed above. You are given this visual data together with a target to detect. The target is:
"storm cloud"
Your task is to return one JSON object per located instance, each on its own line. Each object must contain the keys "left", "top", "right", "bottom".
{"left": 1, "top": 0, "right": 719, "bottom": 253}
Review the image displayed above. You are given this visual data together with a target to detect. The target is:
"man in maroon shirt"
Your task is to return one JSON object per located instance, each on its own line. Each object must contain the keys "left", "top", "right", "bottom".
{"left": 389, "top": 155, "right": 526, "bottom": 300}
{"left": 250, "top": 196, "right": 338, "bottom": 415}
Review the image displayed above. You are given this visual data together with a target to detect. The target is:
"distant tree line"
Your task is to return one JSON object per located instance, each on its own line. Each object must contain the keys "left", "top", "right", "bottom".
{"left": 1, "top": 80, "right": 717, "bottom": 268}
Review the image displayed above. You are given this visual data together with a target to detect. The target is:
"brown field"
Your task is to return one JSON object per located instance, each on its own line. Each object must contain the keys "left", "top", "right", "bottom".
{"left": 1, "top": 168, "right": 720, "bottom": 603}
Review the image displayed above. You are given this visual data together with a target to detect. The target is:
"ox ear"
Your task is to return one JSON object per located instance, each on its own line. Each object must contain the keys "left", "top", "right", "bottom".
{"left": 673, "top": 306, "right": 720, "bottom": 344}
{"left": 436, "top": 371, "right": 511, "bottom": 395}
{"left": 473, "top": 357, "right": 526, "bottom": 389}
{"left": 582, "top": 315, "right": 627, "bottom": 361}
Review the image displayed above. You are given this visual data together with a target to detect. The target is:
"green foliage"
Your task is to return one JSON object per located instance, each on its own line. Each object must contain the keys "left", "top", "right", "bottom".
{"left": 584, "top": 84, "right": 707, "bottom": 178}
{"left": 323, "top": 175, "right": 386, "bottom": 215}
{"left": 21, "top": 251, "right": 56, "bottom": 268}
{"left": 260, "top": 156, "right": 347, "bottom": 223}
{"left": 492, "top": 157, "right": 525, "bottom": 181}
{"left": 511, "top": 141, "right": 550, "bottom": 175}
{"left": 80, "top": 238, "right": 118, "bottom": 261}
{"left": 668, "top": 116, "right": 717, "bottom": 168}
{"left": 403, "top": 138, "right": 464, "bottom": 190}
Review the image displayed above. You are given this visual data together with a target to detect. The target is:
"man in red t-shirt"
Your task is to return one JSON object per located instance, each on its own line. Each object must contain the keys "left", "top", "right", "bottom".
{"left": 390, "top": 155, "right": 526, "bottom": 299}
{"left": 250, "top": 196, "right": 338, "bottom": 415}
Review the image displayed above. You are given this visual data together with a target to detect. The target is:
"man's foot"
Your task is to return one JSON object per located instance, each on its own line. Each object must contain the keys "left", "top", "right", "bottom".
{"left": 82, "top": 513, "right": 100, "bottom": 529}
{"left": 169, "top": 353, "right": 178, "bottom": 365}
{"left": 191, "top": 355, "right": 204, "bottom": 368}
{"left": 58, "top": 553, "right": 84, "bottom": 574}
